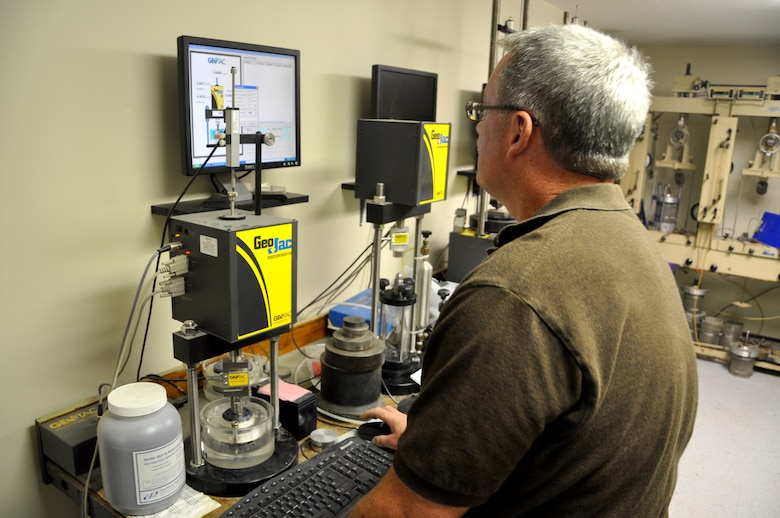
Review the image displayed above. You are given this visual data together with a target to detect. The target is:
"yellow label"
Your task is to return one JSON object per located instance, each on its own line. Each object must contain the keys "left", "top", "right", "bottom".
{"left": 227, "top": 372, "right": 249, "bottom": 387}
{"left": 235, "top": 222, "right": 294, "bottom": 340}
{"left": 392, "top": 232, "right": 409, "bottom": 245}
{"left": 421, "top": 123, "right": 450, "bottom": 204}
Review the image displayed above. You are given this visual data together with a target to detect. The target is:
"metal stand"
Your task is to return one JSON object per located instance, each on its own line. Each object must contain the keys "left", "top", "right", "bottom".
{"left": 172, "top": 324, "right": 297, "bottom": 497}
{"left": 183, "top": 429, "right": 297, "bottom": 497}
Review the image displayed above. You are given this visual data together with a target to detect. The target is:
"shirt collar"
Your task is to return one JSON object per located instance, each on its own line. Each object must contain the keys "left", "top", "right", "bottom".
{"left": 493, "top": 183, "right": 630, "bottom": 249}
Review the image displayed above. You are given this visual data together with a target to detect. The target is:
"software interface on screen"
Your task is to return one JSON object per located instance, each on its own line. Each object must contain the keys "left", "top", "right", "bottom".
{"left": 186, "top": 42, "right": 298, "bottom": 170}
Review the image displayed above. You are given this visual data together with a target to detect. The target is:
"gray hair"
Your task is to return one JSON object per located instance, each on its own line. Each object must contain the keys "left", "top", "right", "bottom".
{"left": 498, "top": 24, "right": 652, "bottom": 180}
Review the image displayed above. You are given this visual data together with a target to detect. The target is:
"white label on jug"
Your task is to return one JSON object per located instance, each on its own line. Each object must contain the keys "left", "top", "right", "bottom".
{"left": 132, "top": 432, "right": 185, "bottom": 505}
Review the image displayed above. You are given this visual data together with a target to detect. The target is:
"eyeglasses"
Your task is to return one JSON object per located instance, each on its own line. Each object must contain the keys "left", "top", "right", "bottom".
{"left": 465, "top": 101, "right": 539, "bottom": 125}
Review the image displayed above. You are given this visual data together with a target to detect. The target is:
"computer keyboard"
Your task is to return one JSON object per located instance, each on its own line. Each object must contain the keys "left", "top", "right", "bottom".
{"left": 221, "top": 435, "right": 393, "bottom": 517}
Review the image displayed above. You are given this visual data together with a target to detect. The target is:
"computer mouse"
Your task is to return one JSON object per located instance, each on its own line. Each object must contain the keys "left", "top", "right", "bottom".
{"left": 356, "top": 421, "right": 392, "bottom": 441}
{"left": 397, "top": 394, "right": 417, "bottom": 414}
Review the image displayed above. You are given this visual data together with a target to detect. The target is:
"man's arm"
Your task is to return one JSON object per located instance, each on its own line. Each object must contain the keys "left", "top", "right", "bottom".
{"left": 350, "top": 406, "right": 469, "bottom": 517}
{"left": 348, "top": 465, "right": 469, "bottom": 518}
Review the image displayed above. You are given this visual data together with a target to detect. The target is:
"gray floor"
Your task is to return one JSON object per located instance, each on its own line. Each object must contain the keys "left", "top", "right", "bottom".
{"left": 669, "top": 358, "right": 780, "bottom": 517}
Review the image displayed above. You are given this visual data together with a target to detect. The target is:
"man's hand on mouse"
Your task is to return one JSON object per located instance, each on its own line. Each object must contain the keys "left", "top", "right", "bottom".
{"left": 361, "top": 405, "right": 407, "bottom": 450}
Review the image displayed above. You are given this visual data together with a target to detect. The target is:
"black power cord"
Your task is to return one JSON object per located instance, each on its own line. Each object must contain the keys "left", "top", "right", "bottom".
{"left": 135, "top": 145, "right": 219, "bottom": 382}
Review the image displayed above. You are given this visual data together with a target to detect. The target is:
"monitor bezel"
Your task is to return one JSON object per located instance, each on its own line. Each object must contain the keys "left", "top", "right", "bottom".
{"left": 370, "top": 64, "right": 438, "bottom": 121}
{"left": 176, "top": 35, "right": 301, "bottom": 177}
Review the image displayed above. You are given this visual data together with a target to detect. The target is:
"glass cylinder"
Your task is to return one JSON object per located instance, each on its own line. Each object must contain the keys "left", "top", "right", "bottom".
{"left": 652, "top": 184, "right": 680, "bottom": 232}
{"left": 379, "top": 274, "right": 416, "bottom": 364}
{"left": 380, "top": 300, "right": 413, "bottom": 363}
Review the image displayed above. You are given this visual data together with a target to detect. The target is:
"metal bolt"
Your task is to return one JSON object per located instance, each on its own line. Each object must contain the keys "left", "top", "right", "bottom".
{"left": 181, "top": 320, "right": 198, "bottom": 335}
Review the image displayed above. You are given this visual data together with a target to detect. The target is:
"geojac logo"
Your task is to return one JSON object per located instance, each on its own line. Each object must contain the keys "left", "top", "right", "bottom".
{"left": 208, "top": 57, "right": 226, "bottom": 65}
{"left": 430, "top": 131, "right": 449, "bottom": 144}
{"left": 254, "top": 236, "right": 293, "bottom": 254}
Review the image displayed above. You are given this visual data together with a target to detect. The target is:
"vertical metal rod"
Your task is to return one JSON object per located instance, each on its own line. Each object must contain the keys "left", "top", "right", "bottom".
{"left": 477, "top": 0, "right": 503, "bottom": 236}
{"left": 229, "top": 66, "right": 239, "bottom": 218}
{"left": 187, "top": 365, "right": 203, "bottom": 468}
{"left": 229, "top": 349, "right": 243, "bottom": 416}
{"left": 520, "top": 0, "right": 528, "bottom": 31}
{"left": 476, "top": 192, "right": 489, "bottom": 236}
{"left": 488, "top": 0, "right": 501, "bottom": 77}
{"left": 270, "top": 336, "right": 281, "bottom": 431}
{"left": 411, "top": 215, "right": 424, "bottom": 333}
{"left": 370, "top": 223, "right": 383, "bottom": 335}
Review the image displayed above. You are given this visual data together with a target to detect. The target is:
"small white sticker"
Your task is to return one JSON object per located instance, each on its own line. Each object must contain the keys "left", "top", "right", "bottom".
{"left": 200, "top": 235, "right": 219, "bottom": 258}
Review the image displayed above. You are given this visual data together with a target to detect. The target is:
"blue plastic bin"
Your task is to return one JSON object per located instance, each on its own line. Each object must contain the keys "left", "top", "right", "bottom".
{"left": 754, "top": 212, "right": 780, "bottom": 248}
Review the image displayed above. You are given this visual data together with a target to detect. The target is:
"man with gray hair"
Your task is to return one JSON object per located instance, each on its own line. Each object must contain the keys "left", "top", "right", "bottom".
{"left": 351, "top": 24, "right": 697, "bottom": 517}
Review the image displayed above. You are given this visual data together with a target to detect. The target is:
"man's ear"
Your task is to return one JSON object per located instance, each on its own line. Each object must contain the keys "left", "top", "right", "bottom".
{"left": 507, "top": 111, "right": 535, "bottom": 158}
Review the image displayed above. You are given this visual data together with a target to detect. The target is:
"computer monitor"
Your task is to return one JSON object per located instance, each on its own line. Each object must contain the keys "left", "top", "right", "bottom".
{"left": 177, "top": 35, "right": 301, "bottom": 177}
{"left": 370, "top": 65, "right": 437, "bottom": 121}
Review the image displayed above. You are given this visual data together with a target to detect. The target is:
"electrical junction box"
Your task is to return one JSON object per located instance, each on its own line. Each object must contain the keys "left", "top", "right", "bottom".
{"left": 170, "top": 211, "right": 297, "bottom": 343}
{"left": 355, "top": 119, "right": 450, "bottom": 206}
{"left": 36, "top": 402, "right": 99, "bottom": 478}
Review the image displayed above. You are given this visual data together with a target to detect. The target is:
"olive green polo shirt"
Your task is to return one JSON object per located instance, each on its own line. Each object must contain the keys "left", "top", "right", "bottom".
{"left": 394, "top": 183, "right": 698, "bottom": 517}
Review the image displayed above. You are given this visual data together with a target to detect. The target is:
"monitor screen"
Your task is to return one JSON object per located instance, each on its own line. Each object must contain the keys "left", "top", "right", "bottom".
{"left": 177, "top": 35, "right": 301, "bottom": 176}
{"left": 370, "top": 65, "right": 437, "bottom": 121}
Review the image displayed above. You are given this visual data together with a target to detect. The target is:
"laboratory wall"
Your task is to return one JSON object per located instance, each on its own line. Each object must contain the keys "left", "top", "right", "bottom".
{"left": 0, "top": 1, "right": 533, "bottom": 516}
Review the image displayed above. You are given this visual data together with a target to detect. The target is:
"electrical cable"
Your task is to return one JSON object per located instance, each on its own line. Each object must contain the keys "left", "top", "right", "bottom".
{"left": 317, "top": 408, "right": 367, "bottom": 427}
{"left": 135, "top": 145, "right": 219, "bottom": 382}
{"left": 297, "top": 230, "right": 390, "bottom": 320}
{"left": 118, "top": 292, "right": 160, "bottom": 379}
{"left": 110, "top": 250, "right": 165, "bottom": 384}
{"left": 713, "top": 280, "right": 780, "bottom": 335}
{"left": 139, "top": 374, "right": 188, "bottom": 397}
{"left": 81, "top": 247, "right": 169, "bottom": 517}
{"left": 289, "top": 325, "right": 316, "bottom": 360}
{"left": 82, "top": 148, "right": 219, "bottom": 518}
{"left": 210, "top": 174, "right": 225, "bottom": 194}
{"left": 312, "top": 257, "right": 372, "bottom": 315}
{"left": 319, "top": 232, "right": 390, "bottom": 308}
{"left": 460, "top": 174, "right": 473, "bottom": 209}
{"left": 299, "top": 439, "right": 313, "bottom": 460}
{"left": 296, "top": 245, "right": 372, "bottom": 317}
{"left": 380, "top": 377, "right": 400, "bottom": 406}
{"left": 81, "top": 383, "right": 111, "bottom": 518}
